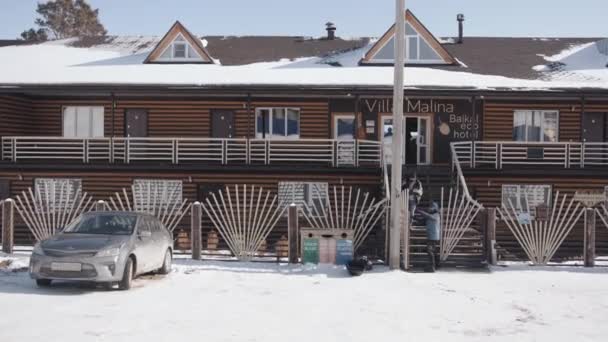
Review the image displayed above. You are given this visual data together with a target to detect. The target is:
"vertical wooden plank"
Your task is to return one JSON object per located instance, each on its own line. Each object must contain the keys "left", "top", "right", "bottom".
{"left": 2, "top": 199, "right": 14, "bottom": 254}
{"left": 191, "top": 202, "right": 202, "bottom": 260}
{"left": 287, "top": 204, "right": 299, "bottom": 264}
{"left": 584, "top": 208, "right": 596, "bottom": 267}
{"left": 486, "top": 208, "right": 497, "bottom": 265}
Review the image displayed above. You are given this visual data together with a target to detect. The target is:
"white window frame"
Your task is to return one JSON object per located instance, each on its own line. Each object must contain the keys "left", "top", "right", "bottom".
{"left": 368, "top": 23, "right": 445, "bottom": 64}
{"left": 333, "top": 114, "right": 356, "bottom": 140}
{"left": 34, "top": 178, "right": 82, "bottom": 212}
{"left": 157, "top": 33, "right": 204, "bottom": 62}
{"left": 133, "top": 179, "right": 183, "bottom": 213}
{"left": 62, "top": 106, "right": 104, "bottom": 138}
{"left": 501, "top": 184, "right": 552, "bottom": 218}
{"left": 255, "top": 108, "right": 301, "bottom": 140}
{"left": 513, "top": 110, "right": 560, "bottom": 142}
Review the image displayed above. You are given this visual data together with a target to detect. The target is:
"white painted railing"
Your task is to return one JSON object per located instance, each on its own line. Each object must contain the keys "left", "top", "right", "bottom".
{"left": 451, "top": 141, "right": 608, "bottom": 169}
{"left": 1, "top": 136, "right": 382, "bottom": 168}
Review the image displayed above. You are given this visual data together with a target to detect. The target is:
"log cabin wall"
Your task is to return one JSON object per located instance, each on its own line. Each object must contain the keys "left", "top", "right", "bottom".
{"left": 466, "top": 175, "right": 608, "bottom": 260}
{"left": 0, "top": 95, "right": 34, "bottom": 136}
{"left": 0, "top": 169, "right": 384, "bottom": 257}
{"left": 483, "top": 99, "right": 583, "bottom": 141}
{"left": 1, "top": 96, "right": 330, "bottom": 139}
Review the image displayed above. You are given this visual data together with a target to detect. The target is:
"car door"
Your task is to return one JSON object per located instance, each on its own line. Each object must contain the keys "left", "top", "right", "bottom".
{"left": 134, "top": 217, "right": 154, "bottom": 273}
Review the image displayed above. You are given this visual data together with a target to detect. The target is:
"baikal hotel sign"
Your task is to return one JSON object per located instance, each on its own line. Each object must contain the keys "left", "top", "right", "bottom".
{"left": 362, "top": 98, "right": 481, "bottom": 162}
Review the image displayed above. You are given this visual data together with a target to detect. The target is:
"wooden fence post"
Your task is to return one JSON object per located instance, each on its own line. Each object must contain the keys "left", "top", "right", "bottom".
{"left": 584, "top": 208, "right": 596, "bottom": 267}
{"left": 486, "top": 208, "right": 497, "bottom": 266}
{"left": 2, "top": 199, "right": 14, "bottom": 254}
{"left": 288, "top": 204, "right": 299, "bottom": 264}
{"left": 191, "top": 202, "right": 202, "bottom": 260}
{"left": 95, "top": 200, "right": 106, "bottom": 211}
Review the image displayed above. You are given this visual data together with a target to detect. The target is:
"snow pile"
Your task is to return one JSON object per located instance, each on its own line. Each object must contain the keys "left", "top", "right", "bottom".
{"left": 1, "top": 254, "right": 608, "bottom": 341}
{"left": 0, "top": 252, "right": 29, "bottom": 272}
{"left": 533, "top": 40, "right": 608, "bottom": 82}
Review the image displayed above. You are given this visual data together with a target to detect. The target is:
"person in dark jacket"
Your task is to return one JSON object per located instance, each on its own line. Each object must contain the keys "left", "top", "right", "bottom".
{"left": 417, "top": 201, "right": 441, "bottom": 272}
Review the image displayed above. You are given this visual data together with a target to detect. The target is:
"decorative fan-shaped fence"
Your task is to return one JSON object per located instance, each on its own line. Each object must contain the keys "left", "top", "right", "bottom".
{"left": 106, "top": 184, "right": 191, "bottom": 232}
{"left": 498, "top": 191, "right": 584, "bottom": 265}
{"left": 300, "top": 185, "right": 388, "bottom": 251}
{"left": 202, "top": 184, "right": 286, "bottom": 261}
{"left": 14, "top": 186, "right": 95, "bottom": 241}
{"left": 440, "top": 188, "right": 484, "bottom": 262}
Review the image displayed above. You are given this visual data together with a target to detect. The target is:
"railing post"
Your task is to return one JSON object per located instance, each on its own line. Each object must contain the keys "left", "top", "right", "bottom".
{"left": 355, "top": 140, "right": 360, "bottom": 167}
{"left": 331, "top": 140, "right": 336, "bottom": 167}
{"left": 584, "top": 208, "right": 596, "bottom": 267}
{"left": 246, "top": 139, "right": 250, "bottom": 164}
{"left": 486, "top": 208, "right": 497, "bottom": 265}
{"left": 265, "top": 140, "right": 270, "bottom": 165}
{"left": 581, "top": 143, "right": 585, "bottom": 168}
{"left": 471, "top": 142, "right": 475, "bottom": 168}
{"left": 2, "top": 199, "right": 14, "bottom": 254}
{"left": 83, "top": 139, "right": 89, "bottom": 163}
{"left": 173, "top": 139, "right": 179, "bottom": 164}
{"left": 564, "top": 143, "right": 569, "bottom": 168}
{"left": 191, "top": 202, "right": 202, "bottom": 260}
{"left": 12, "top": 138, "right": 17, "bottom": 162}
{"left": 497, "top": 143, "right": 502, "bottom": 169}
{"left": 109, "top": 138, "right": 114, "bottom": 163}
{"left": 125, "top": 138, "right": 130, "bottom": 164}
{"left": 222, "top": 139, "right": 227, "bottom": 165}
{"left": 287, "top": 204, "right": 299, "bottom": 264}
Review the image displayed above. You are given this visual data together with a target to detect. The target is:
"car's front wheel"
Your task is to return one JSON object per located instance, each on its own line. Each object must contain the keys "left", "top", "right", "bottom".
{"left": 159, "top": 249, "right": 172, "bottom": 275}
{"left": 36, "top": 279, "right": 52, "bottom": 287}
{"left": 119, "top": 257, "right": 134, "bottom": 290}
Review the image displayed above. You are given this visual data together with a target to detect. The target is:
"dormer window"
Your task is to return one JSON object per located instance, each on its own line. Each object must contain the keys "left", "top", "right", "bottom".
{"left": 145, "top": 21, "right": 215, "bottom": 64}
{"left": 360, "top": 10, "right": 456, "bottom": 66}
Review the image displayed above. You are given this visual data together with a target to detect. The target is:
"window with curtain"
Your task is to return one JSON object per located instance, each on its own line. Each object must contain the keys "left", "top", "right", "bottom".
{"left": 513, "top": 110, "right": 559, "bottom": 142}
{"left": 255, "top": 108, "right": 300, "bottom": 139}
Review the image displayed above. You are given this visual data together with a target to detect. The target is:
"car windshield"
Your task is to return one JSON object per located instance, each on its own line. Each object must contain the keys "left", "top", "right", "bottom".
{"left": 63, "top": 213, "right": 137, "bottom": 235}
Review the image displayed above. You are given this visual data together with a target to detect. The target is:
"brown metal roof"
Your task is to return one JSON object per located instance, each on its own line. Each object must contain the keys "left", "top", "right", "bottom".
{"left": 440, "top": 37, "right": 601, "bottom": 79}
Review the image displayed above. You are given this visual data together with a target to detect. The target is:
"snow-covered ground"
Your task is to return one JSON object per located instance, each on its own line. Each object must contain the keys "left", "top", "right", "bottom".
{"left": 1, "top": 252, "right": 608, "bottom": 342}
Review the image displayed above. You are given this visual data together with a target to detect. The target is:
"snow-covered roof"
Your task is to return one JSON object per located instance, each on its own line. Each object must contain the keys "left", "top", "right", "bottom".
{"left": 0, "top": 35, "right": 607, "bottom": 91}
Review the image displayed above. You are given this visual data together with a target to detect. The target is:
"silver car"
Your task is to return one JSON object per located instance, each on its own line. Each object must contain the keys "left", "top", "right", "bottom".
{"left": 29, "top": 211, "right": 173, "bottom": 290}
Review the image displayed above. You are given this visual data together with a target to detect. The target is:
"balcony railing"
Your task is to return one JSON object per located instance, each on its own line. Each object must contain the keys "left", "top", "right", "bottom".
{"left": 451, "top": 141, "right": 608, "bottom": 169}
{"left": 1, "top": 136, "right": 383, "bottom": 168}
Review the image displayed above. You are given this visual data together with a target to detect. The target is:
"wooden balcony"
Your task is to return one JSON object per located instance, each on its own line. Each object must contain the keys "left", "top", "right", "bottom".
{"left": 1, "top": 136, "right": 383, "bottom": 168}
{"left": 451, "top": 141, "right": 608, "bottom": 169}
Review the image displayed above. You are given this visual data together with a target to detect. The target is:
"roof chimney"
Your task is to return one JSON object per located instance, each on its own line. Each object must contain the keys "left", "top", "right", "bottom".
{"left": 457, "top": 14, "right": 465, "bottom": 44}
{"left": 326, "top": 22, "right": 336, "bottom": 40}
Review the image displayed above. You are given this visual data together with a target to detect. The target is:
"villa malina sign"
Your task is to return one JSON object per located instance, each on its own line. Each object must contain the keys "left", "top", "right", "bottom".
{"left": 362, "top": 98, "right": 480, "bottom": 163}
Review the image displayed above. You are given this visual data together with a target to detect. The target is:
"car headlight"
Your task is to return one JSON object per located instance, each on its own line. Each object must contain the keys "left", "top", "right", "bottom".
{"left": 32, "top": 243, "right": 44, "bottom": 256}
{"left": 96, "top": 247, "right": 121, "bottom": 257}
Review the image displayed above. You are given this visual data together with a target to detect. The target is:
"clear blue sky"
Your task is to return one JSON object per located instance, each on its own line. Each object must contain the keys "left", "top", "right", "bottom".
{"left": 1, "top": 0, "right": 607, "bottom": 39}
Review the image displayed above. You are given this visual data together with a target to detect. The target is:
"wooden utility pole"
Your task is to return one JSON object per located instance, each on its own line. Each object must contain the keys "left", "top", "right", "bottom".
{"left": 287, "top": 204, "right": 299, "bottom": 264}
{"left": 191, "top": 202, "right": 202, "bottom": 260}
{"left": 389, "top": 0, "right": 406, "bottom": 269}
{"left": 584, "top": 208, "right": 595, "bottom": 267}
{"left": 2, "top": 199, "right": 14, "bottom": 254}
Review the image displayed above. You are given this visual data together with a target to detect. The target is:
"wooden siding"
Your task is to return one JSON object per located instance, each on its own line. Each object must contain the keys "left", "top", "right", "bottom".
{"left": 466, "top": 175, "right": 608, "bottom": 260}
{"left": 1, "top": 96, "right": 330, "bottom": 139}
{"left": 0, "top": 95, "right": 33, "bottom": 136}
{"left": 0, "top": 169, "right": 384, "bottom": 257}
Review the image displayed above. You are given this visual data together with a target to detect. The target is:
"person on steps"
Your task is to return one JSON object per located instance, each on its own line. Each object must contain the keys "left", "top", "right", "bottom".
{"left": 416, "top": 201, "right": 441, "bottom": 272}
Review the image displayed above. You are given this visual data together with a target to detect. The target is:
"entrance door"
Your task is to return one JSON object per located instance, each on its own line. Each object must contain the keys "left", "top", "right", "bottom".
{"left": 382, "top": 116, "right": 430, "bottom": 165}
{"left": 125, "top": 109, "right": 148, "bottom": 137}
{"left": 582, "top": 113, "right": 606, "bottom": 142}
{"left": 334, "top": 114, "right": 356, "bottom": 165}
{"left": 211, "top": 110, "right": 235, "bottom": 138}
